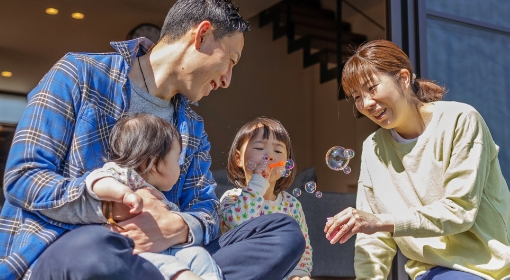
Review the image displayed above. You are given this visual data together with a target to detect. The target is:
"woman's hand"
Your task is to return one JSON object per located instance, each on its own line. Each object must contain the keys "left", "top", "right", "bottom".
{"left": 324, "top": 207, "right": 393, "bottom": 244}
{"left": 111, "top": 188, "right": 188, "bottom": 254}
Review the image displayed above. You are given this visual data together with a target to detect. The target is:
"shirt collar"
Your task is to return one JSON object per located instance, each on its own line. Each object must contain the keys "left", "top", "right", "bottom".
{"left": 110, "top": 37, "right": 155, "bottom": 67}
{"left": 110, "top": 38, "right": 197, "bottom": 107}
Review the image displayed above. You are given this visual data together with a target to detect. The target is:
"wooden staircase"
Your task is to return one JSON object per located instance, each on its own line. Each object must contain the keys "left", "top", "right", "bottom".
{"left": 259, "top": 0, "right": 367, "bottom": 86}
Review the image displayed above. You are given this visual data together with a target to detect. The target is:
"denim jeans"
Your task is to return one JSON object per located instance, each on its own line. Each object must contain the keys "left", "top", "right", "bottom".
{"left": 31, "top": 214, "right": 304, "bottom": 280}
{"left": 140, "top": 246, "right": 222, "bottom": 280}
{"left": 416, "top": 266, "right": 484, "bottom": 280}
{"left": 205, "top": 213, "right": 305, "bottom": 280}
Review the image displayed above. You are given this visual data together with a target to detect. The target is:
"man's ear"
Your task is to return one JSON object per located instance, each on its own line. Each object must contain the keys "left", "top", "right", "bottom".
{"left": 194, "top": 20, "right": 212, "bottom": 50}
{"left": 235, "top": 150, "right": 243, "bottom": 168}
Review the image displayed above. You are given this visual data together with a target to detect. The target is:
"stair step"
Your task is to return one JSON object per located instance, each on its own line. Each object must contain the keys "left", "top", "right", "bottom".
{"left": 294, "top": 25, "right": 367, "bottom": 45}
{"left": 281, "top": 10, "right": 352, "bottom": 32}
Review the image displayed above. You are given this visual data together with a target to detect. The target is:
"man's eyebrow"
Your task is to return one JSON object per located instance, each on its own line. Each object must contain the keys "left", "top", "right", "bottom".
{"left": 233, "top": 51, "right": 241, "bottom": 62}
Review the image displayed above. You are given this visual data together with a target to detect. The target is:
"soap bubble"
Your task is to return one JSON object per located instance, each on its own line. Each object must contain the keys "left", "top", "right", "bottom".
{"left": 285, "top": 159, "right": 295, "bottom": 170}
{"left": 261, "top": 155, "right": 271, "bottom": 163}
{"left": 343, "top": 166, "right": 351, "bottom": 174}
{"left": 315, "top": 191, "right": 323, "bottom": 198}
{"left": 245, "top": 159, "right": 256, "bottom": 171}
{"left": 344, "top": 149, "right": 355, "bottom": 159}
{"left": 325, "top": 146, "right": 350, "bottom": 171}
{"left": 304, "top": 181, "right": 316, "bottom": 193}
{"left": 292, "top": 188, "right": 302, "bottom": 197}
{"left": 281, "top": 169, "right": 292, "bottom": 178}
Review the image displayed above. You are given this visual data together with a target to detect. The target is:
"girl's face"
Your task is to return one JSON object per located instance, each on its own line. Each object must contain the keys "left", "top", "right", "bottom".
{"left": 236, "top": 131, "right": 288, "bottom": 186}
{"left": 351, "top": 71, "right": 415, "bottom": 135}
{"left": 145, "top": 140, "right": 181, "bottom": 191}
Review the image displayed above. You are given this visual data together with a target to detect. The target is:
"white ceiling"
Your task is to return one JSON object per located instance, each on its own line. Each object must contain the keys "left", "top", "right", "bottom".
{"left": 0, "top": 0, "right": 280, "bottom": 94}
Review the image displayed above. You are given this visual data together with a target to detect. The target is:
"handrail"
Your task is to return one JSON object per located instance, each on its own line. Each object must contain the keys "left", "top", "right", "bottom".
{"left": 342, "top": 0, "right": 385, "bottom": 31}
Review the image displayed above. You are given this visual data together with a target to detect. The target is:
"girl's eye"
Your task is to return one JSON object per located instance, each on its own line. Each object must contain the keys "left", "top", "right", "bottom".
{"left": 275, "top": 150, "right": 282, "bottom": 154}
{"left": 254, "top": 147, "right": 263, "bottom": 150}
{"left": 230, "top": 59, "right": 236, "bottom": 65}
{"left": 369, "top": 84, "right": 378, "bottom": 91}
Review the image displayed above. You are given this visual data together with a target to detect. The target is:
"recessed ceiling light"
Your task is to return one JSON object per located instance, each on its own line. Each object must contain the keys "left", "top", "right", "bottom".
{"left": 71, "top": 12, "right": 84, "bottom": 19}
{"left": 1, "top": 71, "right": 13, "bottom": 77}
{"left": 46, "top": 8, "right": 59, "bottom": 15}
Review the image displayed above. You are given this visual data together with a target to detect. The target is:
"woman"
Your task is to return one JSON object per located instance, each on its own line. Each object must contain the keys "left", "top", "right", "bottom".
{"left": 324, "top": 40, "right": 510, "bottom": 280}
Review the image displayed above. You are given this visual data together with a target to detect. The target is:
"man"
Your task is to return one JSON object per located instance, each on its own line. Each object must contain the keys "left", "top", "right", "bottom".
{"left": 0, "top": 1, "right": 305, "bottom": 279}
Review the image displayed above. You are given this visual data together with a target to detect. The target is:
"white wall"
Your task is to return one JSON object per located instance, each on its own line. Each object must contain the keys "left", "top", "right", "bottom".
{"left": 195, "top": 14, "right": 379, "bottom": 193}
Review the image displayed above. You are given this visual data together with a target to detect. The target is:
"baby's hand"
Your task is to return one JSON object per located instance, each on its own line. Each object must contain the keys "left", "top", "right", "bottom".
{"left": 123, "top": 192, "right": 143, "bottom": 214}
{"left": 253, "top": 161, "right": 271, "bottom": 179}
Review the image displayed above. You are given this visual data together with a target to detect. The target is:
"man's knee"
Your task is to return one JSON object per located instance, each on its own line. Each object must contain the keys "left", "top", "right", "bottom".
{"left": 32, "top": 225, "right": 155, "bottom": 280}
{"left": 261, "top": 214, "right": 306, "bottom": 256}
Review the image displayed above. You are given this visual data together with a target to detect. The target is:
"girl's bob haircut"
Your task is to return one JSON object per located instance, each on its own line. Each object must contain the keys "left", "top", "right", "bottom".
{"left": 227, "top": 117, "right": 296, "bottom": 195}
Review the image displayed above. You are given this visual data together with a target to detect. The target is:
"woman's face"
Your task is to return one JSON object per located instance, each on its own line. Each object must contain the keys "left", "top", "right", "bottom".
{"left": 351, "top": 72, "right": 414, "bottom": 133}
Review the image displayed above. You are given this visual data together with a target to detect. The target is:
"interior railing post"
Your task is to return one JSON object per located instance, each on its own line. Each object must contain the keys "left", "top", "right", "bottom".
{"left": 336, "top": 0, "right": 344, "bottom": 99}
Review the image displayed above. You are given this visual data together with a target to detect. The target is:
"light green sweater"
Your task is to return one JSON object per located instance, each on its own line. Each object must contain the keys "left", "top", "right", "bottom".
{"left": 355, "top": 101, "right": 510, "bottom": 280}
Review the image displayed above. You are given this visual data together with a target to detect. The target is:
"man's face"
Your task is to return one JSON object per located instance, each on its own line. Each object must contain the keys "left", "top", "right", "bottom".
{"left": 182, "top": 32, "right": 244, "bottom": 102}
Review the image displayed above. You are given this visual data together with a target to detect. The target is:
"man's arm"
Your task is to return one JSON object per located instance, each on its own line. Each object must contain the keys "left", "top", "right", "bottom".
{"left": 177, "top": 129, "right": 220, "bottom": 245}
{"left": 3, "top": 54, "right": 101, "bottom": 229}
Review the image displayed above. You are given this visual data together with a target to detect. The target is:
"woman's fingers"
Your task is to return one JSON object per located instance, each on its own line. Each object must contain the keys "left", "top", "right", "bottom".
{"left": 328, "top": 219, "right": 355, "bottom": 244}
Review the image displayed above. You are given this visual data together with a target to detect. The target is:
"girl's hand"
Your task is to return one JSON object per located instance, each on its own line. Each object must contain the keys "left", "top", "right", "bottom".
{"left": 324, "top": 207, "right": 389, "bottom": 244}
{"left": 253, "top": 162, "right": 271, "bottom": 179}
{"left": 123, "top": 192, "right": 143, "bottom": 214}
{"left": 112, "top": 188, "right": 187, "bottom": 254}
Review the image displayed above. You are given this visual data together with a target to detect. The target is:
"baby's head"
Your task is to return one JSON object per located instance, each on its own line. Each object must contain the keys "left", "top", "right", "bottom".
{"left": 108, "top": 113, "right": 182, "bottom": 191}
{"left": 227, "top": 117, "right": 296, "bottom": 195}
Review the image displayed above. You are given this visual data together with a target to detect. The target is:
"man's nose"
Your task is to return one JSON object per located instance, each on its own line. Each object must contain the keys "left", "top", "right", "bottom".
{"left": 220, "top": 67, "right": 232, "bottom": 88}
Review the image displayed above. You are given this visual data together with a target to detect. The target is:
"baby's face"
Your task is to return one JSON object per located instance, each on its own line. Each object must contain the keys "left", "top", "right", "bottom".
{"left": 147, "top": 141, "right": 181, "bottom": 191}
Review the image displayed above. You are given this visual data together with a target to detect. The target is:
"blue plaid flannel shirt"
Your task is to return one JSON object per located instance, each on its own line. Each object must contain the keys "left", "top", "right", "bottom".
{"left": 0, "top": 38, "right": 220, "bottom": 279}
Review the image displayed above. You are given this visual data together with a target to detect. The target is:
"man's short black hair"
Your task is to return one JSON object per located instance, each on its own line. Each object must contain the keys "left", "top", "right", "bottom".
{"left": 160, "top": 0, "right": 250, "bottom": 43}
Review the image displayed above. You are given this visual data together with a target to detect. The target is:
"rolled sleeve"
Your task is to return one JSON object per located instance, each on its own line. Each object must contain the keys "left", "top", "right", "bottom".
{"left": 171, "top": 212, "right": 204, "bottom": 248}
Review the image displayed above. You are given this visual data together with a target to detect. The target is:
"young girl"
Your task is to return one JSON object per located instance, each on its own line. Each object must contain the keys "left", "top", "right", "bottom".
{"left": 85, "top": 113, "right": 222, "bottom": 280}
{"left": 219, "top": 117, "right": 313, "bottom": 280}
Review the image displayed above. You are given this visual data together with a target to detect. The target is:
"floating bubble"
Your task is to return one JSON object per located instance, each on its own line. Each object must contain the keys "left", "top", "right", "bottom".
{"left": 343, "top": 166, "right": 351, "bottom": 174}
{"left": 315, "top": 191, "right": 323, "bottom": 198}
{"left": 245, "top": 159, "right": 256, "bottom": 171}
{"left": 325, "top": 146, "right": 350, "bottom": 171}
{"left": 281, "top": 169, "right": 292, "bottom": 178}
{"left": 261, "top": 155, "right": 270, "bottom": 163}
{"left": 285, "top": 159, "right": 295, "bottom": 170}
{"left": 304, "top": 181, "right": 316, "bottom": 193}
{"left": 344, "top": 149, "right": 355, "bottom": 159}
{"left": 292, "top": 188, "right": 302, "bottom": 197}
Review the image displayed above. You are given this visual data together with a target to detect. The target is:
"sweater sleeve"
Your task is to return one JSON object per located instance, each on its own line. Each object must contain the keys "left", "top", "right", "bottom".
{"left": 286, "top": 196, "right": 313, "bottom": 279}
{"left": 219, "top": 174, "right": 269, "bottom": 232}
{"left": 392, "top": 110, "right": 492, "bottom": 238}
{"left": 354, "top": 156, "right": 397, "bottom": 280}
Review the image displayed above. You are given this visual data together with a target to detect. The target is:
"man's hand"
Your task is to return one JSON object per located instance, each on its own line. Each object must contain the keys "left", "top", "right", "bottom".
{"left": 112, "top": 187, "right": 164, "bottom": 221}
{"left": 111, "top": 188, "right": 189, "bottom": 254}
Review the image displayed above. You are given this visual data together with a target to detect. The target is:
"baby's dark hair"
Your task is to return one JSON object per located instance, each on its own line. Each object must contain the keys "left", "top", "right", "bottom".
{"left": 108, "top": 113, "right": 181, "bottom": 174}
{"left": 227, "top": 117, "right": 296, "bottom": 195}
